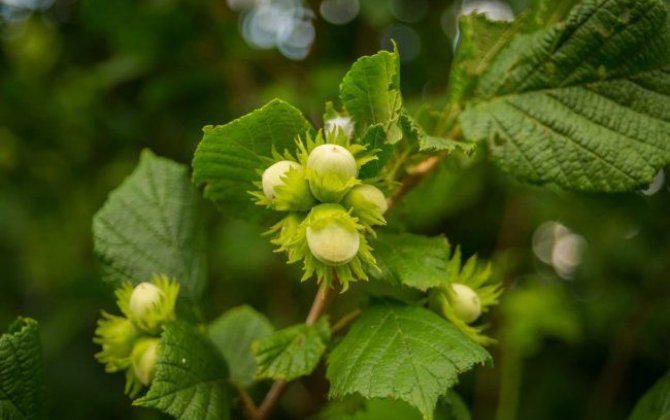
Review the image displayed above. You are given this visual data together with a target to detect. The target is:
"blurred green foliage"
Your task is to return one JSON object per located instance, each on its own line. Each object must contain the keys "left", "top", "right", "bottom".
{"left": 1, "top": 0, "right": 668, "bottom": 419}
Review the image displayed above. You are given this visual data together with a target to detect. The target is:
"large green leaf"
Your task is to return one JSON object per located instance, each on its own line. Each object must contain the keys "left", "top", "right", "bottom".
{"left": 134, "top": 321, "right": 231, "bottom": 420}
{"left": 629, "top": 371, "right": 670, "bottom": 420}
{"left": 209, "top": 306, "right": 274, "bottom": 388}
{"left": 192, "top": 99, "right": 313, "bottom": 219}
{"left": 326, "top": 301, "right": 490, "bottom": 420}
{"left": 0, "top": 318, "right": 45, "bottom": 420}
{"left": 93, "top": 150, "right": 207, "bottom": 300}
{"left": 370, "top": 233, "right": 451, "bottom": 291}
{"left": 460, "top": 0, "right": 670, "bottom": 192}
{"left": 340, "top": 49, "right": 402, "bottom": 143}
{"left": 252, "top": 317, "right": 330, "bottom": 382}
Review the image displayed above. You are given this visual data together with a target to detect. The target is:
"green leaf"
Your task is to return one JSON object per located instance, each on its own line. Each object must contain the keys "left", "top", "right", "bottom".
{"left": 327, "top": 301, "right": 491, "bottom": 420}
{"left": 252, "top": 317, "right": 331, "bottom": 381}
{"left": 0, "top": 318, "right": 45, "bottom": 420}
{"left": 93, "top": 150, "right": 207, "bottom": 300}
{"left": 192, "top": 98, "right": 313, "bottom": 220}
{"left": 419, "top": 137, "right": 476, "bottom": 154}
{"left": 358, "top": 124, "right": 393, "bottom": 179}
{"left": 340, "top": 49, "right": 402, "bottom": 140}
{"left": 134, "top": 321, "right": 231, "bottom": 420}
{"left": 370, "top": 233, "right": 451, "bottom": 291}
{"left": 629, "top": 371, "right": 670, "bottom": 420}
{"left": 459, "top": 0, "right": 670, "bottom": 192}
{"left": 208, "top": 306, "right": 274, "bottom": 388}
{"left": 401, "top": 112, "right": 475, "bottom": 154}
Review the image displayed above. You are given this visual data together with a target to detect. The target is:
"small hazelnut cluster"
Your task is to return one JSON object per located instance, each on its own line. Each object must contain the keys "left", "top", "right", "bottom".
{"left": 429, "top": 251, "right": 502, "bottom": 345}
{"left": 252, "top": 123, "right": 387, "bottom": 290}
{"left": 94, "top": 275, "right": 179, "bottom": 396}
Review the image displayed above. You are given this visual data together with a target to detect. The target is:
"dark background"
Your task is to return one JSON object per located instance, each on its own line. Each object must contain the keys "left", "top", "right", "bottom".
{"left": 1, "top": 0, "right": 668, "bottom": 418}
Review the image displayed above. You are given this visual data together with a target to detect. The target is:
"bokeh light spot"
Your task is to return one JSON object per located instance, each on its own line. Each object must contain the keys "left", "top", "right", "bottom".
{"left": 319, "top": 0, "right": 359, "bottom": 25}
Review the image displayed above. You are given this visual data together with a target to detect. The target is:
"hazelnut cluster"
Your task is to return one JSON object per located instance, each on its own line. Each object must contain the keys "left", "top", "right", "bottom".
{"left": 429, "top": 250, "right": 502, "bottom": 345}
{"left": 94, "top": 275, "right": 179, "bottom": 396}
{"left": 252, "top": 124, "right": 387, "bottom": 290}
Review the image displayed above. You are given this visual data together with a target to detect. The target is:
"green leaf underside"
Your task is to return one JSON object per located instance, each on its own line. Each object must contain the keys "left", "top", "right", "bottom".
{"left": 192, "top": 99, "right": 313, "bottom": 219}
{"left": 629, "top": 371, "right": 670, "bottom": 420}
{"left": 253, "top": 317, "right": 330, "bottom": 382}
{"left": 419, "top": 137, "right": 476, "bottom": 154}
{"left": 400, "top": 112, "right": 476, "bottom": 154}
{"left": 327, "top": 301, "right": 490, "bottom": 420}
{"left": 134, "top": 321, "right": 230, "bottom": 420}
{"left": 370, "top": 233, "right": 451, "bottom": 291}
{"left": 93, "top": 150, "right": 207, "bottom": 300}
{"left": 447, "top": 14, "right": 519, "bottom": 106}
{"left": 208, "top": 306, "right": 274, "bottom": 388}
{"left": 0, "top": 318, "right": 45, "bottom": 420}
{"left": 340, "top": 51, "right": 402, "bottom": 147}
{"left": 528, "top": 0, "right": 580, "bottom": 30}
{"left": 358, "top": 124, "right": 392, "bottom": 179}
{"left": 459, "top": 0, "right": 670, "bottom": 192}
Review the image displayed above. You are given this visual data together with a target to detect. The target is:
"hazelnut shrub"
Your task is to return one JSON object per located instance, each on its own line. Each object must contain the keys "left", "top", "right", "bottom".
{"left": 85, "top": 2, "right": 670, "bottom": 418}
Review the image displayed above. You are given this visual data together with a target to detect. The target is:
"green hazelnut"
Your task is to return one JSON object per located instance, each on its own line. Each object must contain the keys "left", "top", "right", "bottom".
{"left": 262, "top": 160, "right": 302, "bottom": 201}
{"left": 450, "top": 283, "right": 482, "bottom": 324}
{"left": 129, "top": 282, "right": 163, "bottom": 321}
{"left": 343, "top": 184, "right": 388, "bottom": 225}
{"left": 306, "top": 144, "right": 358, "bottom": 202}
{"left": 307, "top": 144, "right": 357, "bottom": 180}
{"left": 94, "top": 313, "right": 139, "bottom": 371}
{"left": 132, "top": 338, "right": 159, "bottom": 386}
{"left": 306, "top": 204, "right": 360, "bottom": 266}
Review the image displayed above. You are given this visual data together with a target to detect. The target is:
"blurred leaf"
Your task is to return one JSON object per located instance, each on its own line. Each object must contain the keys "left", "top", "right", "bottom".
{"left": 501, "top": 282, "right": 581, "bottom": 357}
{"left": 340, "top": 49, "right": 402, "bottom": 143}
{"left": 327, "top": 301, "right": 490, "bottom": 420}
{"left": 629, "top": 371, "right": 670, "bottom": 420}
{"left": 460, "top": 0, "right": 670, "bottom": 192}
{"left": 252, "top": 317, "right": 330, "bottom": 382}
{"left": 442, "top": 391, "right": 471, "bottom": 420}
{"left": 370, "top": 233, "right": 451, "bottom": 291}
{"left": 192, "top": 99, "right": 313, "bottom": 220}
{"left": 209, "top": 305, "right": 274, "bottom": 388}
{"left": 321, "top": 397, "right": 423, "bottom": 420}
{"left": 93, "top": 150, "right": 207, "bottom": 300}
{"left": 0, "top": 317, "right": 45, "bottom": 420}
{"left": 134, "top": 321, "right": 230, "bottom": 420}
{"left": 319, "top": 391, "right": 470, "bottom": 420}
{"left": 387, "top": 160, "right": 487, "bottom": 232}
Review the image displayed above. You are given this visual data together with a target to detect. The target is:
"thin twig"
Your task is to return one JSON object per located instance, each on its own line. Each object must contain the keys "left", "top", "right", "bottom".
{"left": 236, "top": 385, "right": 258, "bottom": 419}
{"left": 331, "top": 308, "right": 363, "bottom": 335}
{"left": 253, "top": 281, "right": 334, "bottom": 420}
{"left": 254, "top": 380, "right": 287, "bottom": 420}
{"left": 305, "top": 280, "right": 335, "bottom": 326}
